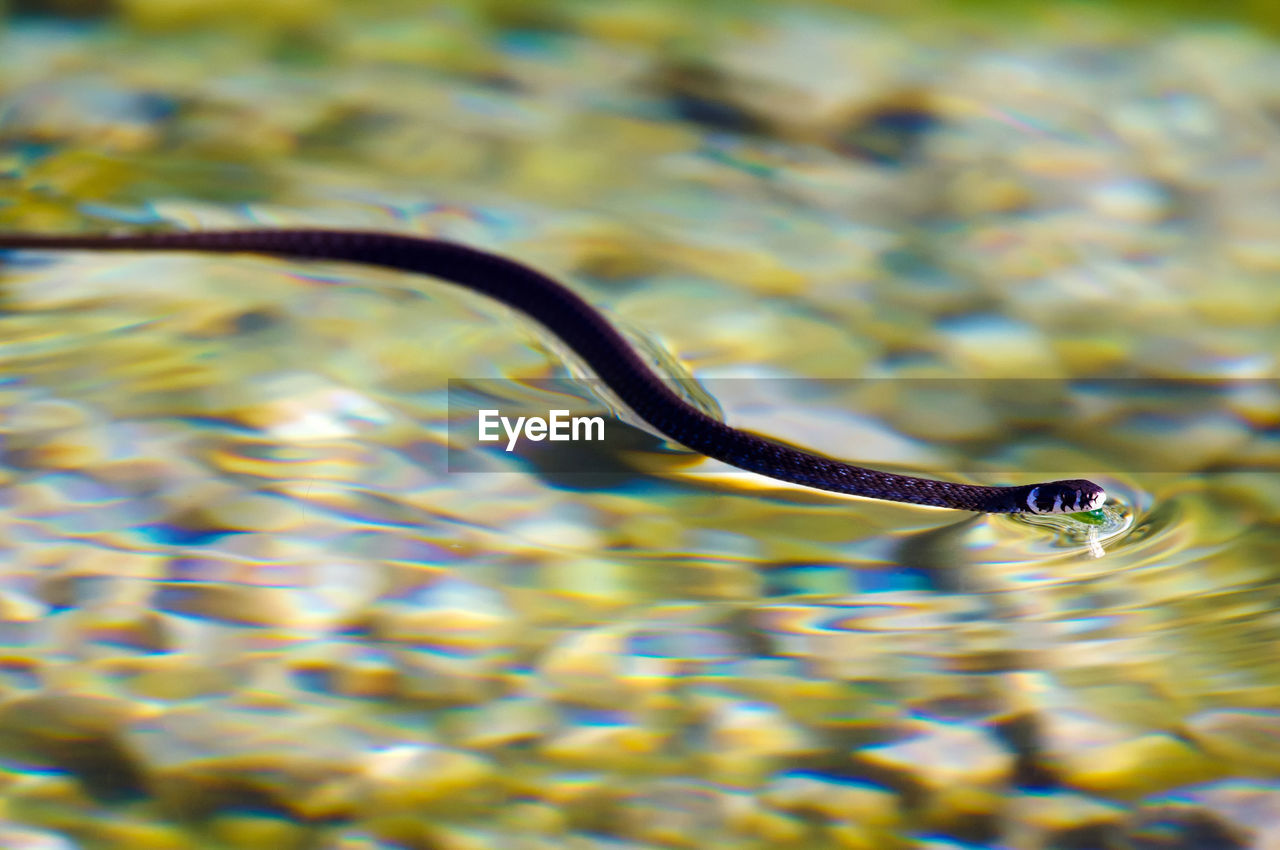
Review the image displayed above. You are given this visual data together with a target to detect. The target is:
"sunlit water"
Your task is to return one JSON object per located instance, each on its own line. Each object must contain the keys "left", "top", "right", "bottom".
{"left": 1, "top": 5, "right": 1280, "bottom": 848}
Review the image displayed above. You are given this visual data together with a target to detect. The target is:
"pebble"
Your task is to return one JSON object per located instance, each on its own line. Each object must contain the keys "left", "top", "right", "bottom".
{"left": 451, "top": 695, "right": 553, "bottom": 750}
{"left": 124, "top": 704, "right": 362, "bottom": 820}
{"left": 1, "top": 400, "right": 109, "bottom": 472}
{"left": 856, "top": 718, "right": 1013, "bottom": 825}
{"left": 935, "top": 314, "right": 1061, "bottom": 378}
{"left": 1183, "top": 709, "right": 1280, "bottom": 773}
{"left": 1001, "top": 790, "right": 1126, "bottom": 849}
{"left": 720, "top": 790, "right": 810, "bottom": 845}
{"left": 354, "top": 744, "right": 497, "bottom": 816}
{"left": 1046, "top": 724, "right": 1220, "bottom": 798}
{"left": 372, "top": 574, "right": 513, "bottom": 652}
{"left": 207, "top": 814, "right": 310, "bottom": 850}
{"left": 118, "top": 0, "right": 336, "bottom": 32}
{"left": 617, "top": 779, "right": 724, "bottom": 848}
{"left": 537, "top": 623, "right": 677, "bottom": 710}
{"left": 539, "top": 710, "right": 666, "bottom": 769}
{"left": 84, "top": 820, "right": 198, "bottom": 850}
{"left": 291, "top": 643, "right": 399, "bottom": 701}
{"left": 761, "top": 772, "right": 900, "bottom": 829}
{"left": 1180, "top": 780, "right": 1280, "bottom": 848}
{"left": 97, "top": 653, "right": 238, "bottom": 702}
{"left": 699, "top": 696, "right": 814, "bottom": 759}
{"left": 0, "top": 823, "right": 81, "bottom": 850}
{"left": 1120, "top": 798, "right": 1249, "bottom": 850}
{"left": 1101, "top": 410, "right": 1254, "bottom": 473}
{"left": 152, "top": 582, "right": 312, "bottom": 629}
{"left": 0, "top": 694, "right": 145, "bottom": 801}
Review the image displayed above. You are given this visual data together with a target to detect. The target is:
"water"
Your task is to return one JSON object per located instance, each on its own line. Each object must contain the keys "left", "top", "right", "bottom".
{"left": 1, "top": 4, "right": 1280, "bottom": 848}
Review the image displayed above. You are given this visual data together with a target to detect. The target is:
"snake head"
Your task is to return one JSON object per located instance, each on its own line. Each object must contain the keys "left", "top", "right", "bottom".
{"left": 1023, "top": 480, "right": 1106, "bottom": 514}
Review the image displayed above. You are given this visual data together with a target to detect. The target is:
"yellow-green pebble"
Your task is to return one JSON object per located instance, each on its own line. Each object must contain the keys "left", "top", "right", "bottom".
{"left": 208, "top": 814, "right": 311, "bottom": 850}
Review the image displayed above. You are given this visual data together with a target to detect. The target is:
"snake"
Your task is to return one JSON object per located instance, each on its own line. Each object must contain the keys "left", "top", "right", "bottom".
{"left": 0, "top": 228, "right": 1105, "bottom": 514}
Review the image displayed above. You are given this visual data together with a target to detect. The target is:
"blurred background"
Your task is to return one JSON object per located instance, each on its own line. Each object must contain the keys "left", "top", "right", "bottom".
{"left": 2, "top": 1, "right": 1280, "bottom": 849}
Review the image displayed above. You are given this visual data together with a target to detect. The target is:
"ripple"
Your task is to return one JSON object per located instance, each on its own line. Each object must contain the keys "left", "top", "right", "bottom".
{"left": 1013, "top": 499, "right": 1136, "bottom": 558}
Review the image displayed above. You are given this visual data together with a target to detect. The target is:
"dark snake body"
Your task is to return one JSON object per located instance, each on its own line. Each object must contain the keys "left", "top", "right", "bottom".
{"left": 0, "top": 228, "right": 1105, "bottom": 514}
